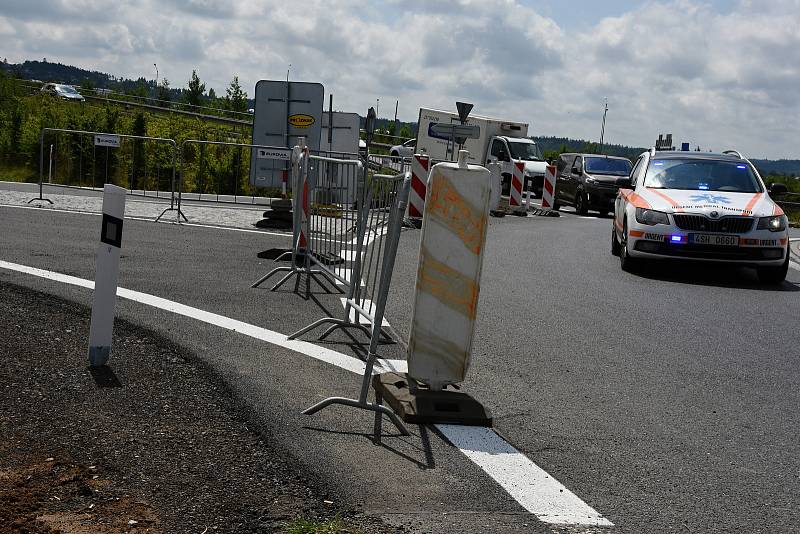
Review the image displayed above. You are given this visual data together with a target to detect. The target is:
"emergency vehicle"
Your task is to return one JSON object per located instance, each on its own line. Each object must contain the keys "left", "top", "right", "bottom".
{"left": 612, "top": 148, "right": 790, "bottom": 284}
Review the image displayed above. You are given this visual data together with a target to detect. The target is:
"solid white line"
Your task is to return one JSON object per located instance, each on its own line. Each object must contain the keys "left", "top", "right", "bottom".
{"left": 789, "top": 260, "right": 800, "bottom": 272}
{"left": 0, "top": 203, "right": 291, "bottom": 237}
{"left": 436, "top": 425, "right": 613, "bottom": 526}
{"left": 0, "top": 259, "right": 611, "bottom": 527}
{"left": 0, "top": 260, "right": 405, "bottom": 375}
{"left": 789, "top": 238, "right": 800, "bottom": 242}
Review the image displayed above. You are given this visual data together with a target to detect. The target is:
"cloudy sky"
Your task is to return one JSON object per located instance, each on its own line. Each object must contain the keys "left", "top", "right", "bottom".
{"left": 1, "top": 0, "right": 798, "bottom": 158}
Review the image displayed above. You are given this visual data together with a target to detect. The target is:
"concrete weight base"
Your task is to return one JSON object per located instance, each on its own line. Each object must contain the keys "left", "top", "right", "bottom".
{"left": 372, "top": 372, "right": 492, "bottom": 427}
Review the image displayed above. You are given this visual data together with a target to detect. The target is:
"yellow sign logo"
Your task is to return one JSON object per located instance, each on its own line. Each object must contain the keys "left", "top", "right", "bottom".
{"left": 288, "top": 114, "right": 315, "bottom": 128}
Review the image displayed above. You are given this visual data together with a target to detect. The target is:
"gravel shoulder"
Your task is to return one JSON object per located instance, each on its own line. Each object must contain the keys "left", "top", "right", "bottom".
{"left": 0, "top": 281, "right": 399, "bottom": 534}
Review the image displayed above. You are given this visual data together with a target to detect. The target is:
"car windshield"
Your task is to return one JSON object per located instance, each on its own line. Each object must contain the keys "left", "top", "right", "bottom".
{"left": 57, "top": 85, "right": 80, "bottom": 95}
{"left": 507, "top": 142, "right": 542, "bottom": 161}
{"left": 585, "top": 157, "right": 632, "bottom": 176}
{"left": 644, "top": 158, "right": 762, "bottom": 192}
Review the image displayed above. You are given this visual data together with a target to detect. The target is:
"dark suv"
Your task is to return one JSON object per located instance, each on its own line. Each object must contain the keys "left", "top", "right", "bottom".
{"left": 554, "top": 153, "right": 632, "bottom": 215}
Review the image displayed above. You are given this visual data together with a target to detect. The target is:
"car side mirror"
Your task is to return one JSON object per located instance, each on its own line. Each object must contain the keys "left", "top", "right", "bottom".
{"left": 571, "top": 166, "right": 581, "bottom": 174}
{"left": 768, "top": 182, "right": 788, "bottom": 195}
{"left": 497, "top": 151, "right": 508, "bottom": 162}
{"left": 617, "top": 177, "right": 632, "bottom": 188}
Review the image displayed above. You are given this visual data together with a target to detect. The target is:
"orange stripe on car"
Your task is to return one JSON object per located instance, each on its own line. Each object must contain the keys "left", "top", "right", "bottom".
{"left": 646, "top": 188, "right": 683, "bottom": 212}
{"left": 780, "top": 238, "right": 788, "bottom": 246}
{"left": 742, "top": 193, "right": 762, "bottom": 215}
{"left": 619, "top": 189, "right": 651, "bottom": 209}
{"left": 629, "top": 230, "right": 645, "bottom": 238}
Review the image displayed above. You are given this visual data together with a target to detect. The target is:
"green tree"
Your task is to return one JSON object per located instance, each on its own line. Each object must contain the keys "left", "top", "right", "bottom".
{"left": 156, "top": 78, "right": 171, "bottom": 107}
{"left": 224, "top": 75, "right": 247, "bottom": 113}
{"left": 131, "top": 113, "right": 147, "bottom": 189}
{"left": 184, "top": 70, "right": 205, "bottom": 107}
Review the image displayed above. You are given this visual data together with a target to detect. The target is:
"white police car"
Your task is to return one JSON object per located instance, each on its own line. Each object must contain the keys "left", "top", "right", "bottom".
{"left": 612, "top": 149, "right": 790, "bottom": 284}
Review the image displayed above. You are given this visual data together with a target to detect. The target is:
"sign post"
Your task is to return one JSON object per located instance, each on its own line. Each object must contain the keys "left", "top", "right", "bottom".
{"left": 87, "top": 184, "right": 126, "bottom": 367}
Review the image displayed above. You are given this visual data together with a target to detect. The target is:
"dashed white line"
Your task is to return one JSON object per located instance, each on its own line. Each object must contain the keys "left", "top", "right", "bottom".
{"left": 0, "top": 259, "right": 612, "bottom": 527}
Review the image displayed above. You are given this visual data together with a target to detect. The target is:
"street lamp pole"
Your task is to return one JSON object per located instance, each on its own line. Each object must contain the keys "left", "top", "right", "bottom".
{"left": 599, "top": 98, "right": 608, "bottom": 154}
{"left": 153, "top": 63, "right": 158, "bottom": 98}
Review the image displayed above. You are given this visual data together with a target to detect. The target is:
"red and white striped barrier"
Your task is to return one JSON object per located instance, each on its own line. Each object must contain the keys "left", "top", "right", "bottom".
{"left": 509, "top": 161, "right": 525, "bottom": 213}
{"left": 409, "top": 154, "right": 430, "bottom": 220}
{"left": 541, "top": 164, "right": 557, "bottom": 210}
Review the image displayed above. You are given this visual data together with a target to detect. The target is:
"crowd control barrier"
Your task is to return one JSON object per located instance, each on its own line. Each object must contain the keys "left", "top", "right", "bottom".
{"left": 251, "top": 140, "right": 342, "bottom": 297}
{"left": 304, "top": 152, "right": 365, "bottom": 289}
{"left": 289, "top": 171, "right": 410, "bottom": 343}
{"left": 299, "top": 171, "right": 412, "bottom": 436}
{"left": 32, "top": 128, "right": 177, "bottom": 214}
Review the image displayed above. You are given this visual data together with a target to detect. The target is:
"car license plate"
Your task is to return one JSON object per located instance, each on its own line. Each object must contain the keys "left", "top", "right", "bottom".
{"left": 689, "top": 234, "right": 739, "bottom": 246}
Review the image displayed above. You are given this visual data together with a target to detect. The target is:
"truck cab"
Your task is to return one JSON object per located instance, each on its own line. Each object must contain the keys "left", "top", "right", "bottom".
{"left": 485, "top": 137, "right": 547, "bottom": 197}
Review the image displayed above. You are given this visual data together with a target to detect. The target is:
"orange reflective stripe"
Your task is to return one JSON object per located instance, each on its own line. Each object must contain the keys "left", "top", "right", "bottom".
{"left": 646, "top": 188, "right": 683, "bottom": 212}
{"left": 630, "top": 230, "right": 645, "bottom": 238}
{"left": 780, "top": 238, "right": 788, "bottom": 246}
{"left": 619, "top": 189, "right": 651, "bottom": 209}
{"left": 742, "top": 193, "right": 762, "bottom": 216}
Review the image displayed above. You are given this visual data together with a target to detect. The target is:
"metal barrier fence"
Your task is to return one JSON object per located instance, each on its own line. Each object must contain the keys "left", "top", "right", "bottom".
{"left": 290, "top": 171, "right": 411, "bottom": 343}
{"left": 305, "top": 153, "right": 365, "bottom": 288}
{"left": 299, "top": 171, "right": 412, "bottom": 435}
{"left": 250, "top": 141, "right": 343, "bottom": 297}
{"left": 367, "top": 153, "right": 411, "bottom": 174}
{"left": 776, "top": 192, "right": 800, "bottom": 223}
{"left": 31, "top": 128, "right": 177, "bottom": 210}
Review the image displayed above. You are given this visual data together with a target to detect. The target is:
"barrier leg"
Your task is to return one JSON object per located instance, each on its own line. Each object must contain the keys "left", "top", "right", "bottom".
{"left": 302, "top": 396, "right": 409, "bottom": 437}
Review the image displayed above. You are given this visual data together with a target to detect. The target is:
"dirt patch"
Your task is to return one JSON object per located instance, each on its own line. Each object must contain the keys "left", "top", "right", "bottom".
{"left": 0, "top": 282, "right": 399, "bottom": 533}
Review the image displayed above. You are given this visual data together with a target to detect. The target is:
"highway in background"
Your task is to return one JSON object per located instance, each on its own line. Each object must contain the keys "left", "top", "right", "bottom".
{"left": 2, "top": 202, "right": 799, "bottom": 533}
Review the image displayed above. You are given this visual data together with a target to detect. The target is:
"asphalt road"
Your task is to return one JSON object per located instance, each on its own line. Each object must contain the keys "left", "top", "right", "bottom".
{"left": 2, "top": 202, "right": 799, "bottom": 533}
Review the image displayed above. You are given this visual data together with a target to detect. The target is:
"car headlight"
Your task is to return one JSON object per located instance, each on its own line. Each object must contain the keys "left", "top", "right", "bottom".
{"left": 757, "top": 215, "right": 787, "bottom": 232}
{"left": 635, "top": 208, "right": 670, "bottom": 226}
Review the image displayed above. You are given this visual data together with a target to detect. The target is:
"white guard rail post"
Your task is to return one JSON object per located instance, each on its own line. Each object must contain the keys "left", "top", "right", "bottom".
{"left": 87, "top": 184, "right": 127, "bottom": 367}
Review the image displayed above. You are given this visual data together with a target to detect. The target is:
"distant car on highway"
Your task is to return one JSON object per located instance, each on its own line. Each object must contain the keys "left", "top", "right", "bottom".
{"left": 40, "top": 83, "right": 85, "bottom": 102}
{"left": 612, "top": 148, "right": 790, "bottom": 284}
{"left": 554, "top": 153, "right": 632, "bottom": 215}
{"left": 389, "top": 139, "right": 416, "bottom": 158}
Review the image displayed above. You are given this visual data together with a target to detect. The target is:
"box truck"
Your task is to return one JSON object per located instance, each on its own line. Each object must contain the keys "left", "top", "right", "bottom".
{"left": 414, "top": 107, "right": 548, "bottom": 196}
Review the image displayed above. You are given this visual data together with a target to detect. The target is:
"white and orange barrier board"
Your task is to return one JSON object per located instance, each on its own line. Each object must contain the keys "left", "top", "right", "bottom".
{"left": 407, "top": 151, "right": 491, "bottom": 390}
{"left": 509, "top": 161, "right": 525, "bottom": 212}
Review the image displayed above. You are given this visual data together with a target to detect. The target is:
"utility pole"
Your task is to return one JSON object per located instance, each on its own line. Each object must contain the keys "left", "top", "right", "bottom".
{"left": 599, "top": 98, "right": 608, "bottom": 154}
{"left": 394, "top": 100, "right": 399, "bottom": 137}
{"left": 153, "top": 63, "right": 158, "bottom": 99}
{"left": 286, "top": 64, "right": 291, "bottom": 82}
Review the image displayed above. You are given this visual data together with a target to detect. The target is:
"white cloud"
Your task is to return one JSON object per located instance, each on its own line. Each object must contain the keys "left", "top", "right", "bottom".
{"left": 1, "top": 0, "right": 798, "bottom": 157}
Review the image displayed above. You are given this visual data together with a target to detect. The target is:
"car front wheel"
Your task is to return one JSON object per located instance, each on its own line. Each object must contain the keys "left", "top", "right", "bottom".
{"left": 756, "top": 252, "right": 789, "bottom": 285}
{"left": 575, "top": 189, "right": 588, "bottom": 215}
{"left": 619, "top": 219, "right": 638, "bottom": 272}
{"left": 611, "top": 225, "right": 621, "bottom": 256}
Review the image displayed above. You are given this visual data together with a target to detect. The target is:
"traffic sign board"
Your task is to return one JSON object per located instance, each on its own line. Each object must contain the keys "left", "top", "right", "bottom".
{"left": 429, "top": 123, "right": 480, "bottom": 140}
{"left": 94, "top": 134, "right": 120, "bottom": 148}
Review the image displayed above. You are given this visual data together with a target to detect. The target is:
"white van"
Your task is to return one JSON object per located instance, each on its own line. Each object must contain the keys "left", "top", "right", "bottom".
{"left": 415, "top": 107, "right": 547, "bottom": 196}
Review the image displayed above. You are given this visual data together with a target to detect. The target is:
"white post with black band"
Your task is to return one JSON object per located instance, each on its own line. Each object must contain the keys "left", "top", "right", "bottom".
{"left": 87, "top": 184, "right": 126, "bottom": 367}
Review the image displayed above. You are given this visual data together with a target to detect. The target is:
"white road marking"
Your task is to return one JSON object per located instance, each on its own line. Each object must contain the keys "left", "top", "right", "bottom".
{"left": 0, "top": 259, "right": 612, "bottom": 527}
{"left": 0, "top": 203, "right": 291, "bottom": 237}
{"left": 790, "top": 260, "right": 800, "bottom": 272}
{"left": 437, "top": 425, "right": 613, "bottom": 526}
{"left": 0, "top": 260, "right": 405, "bottom": 375}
